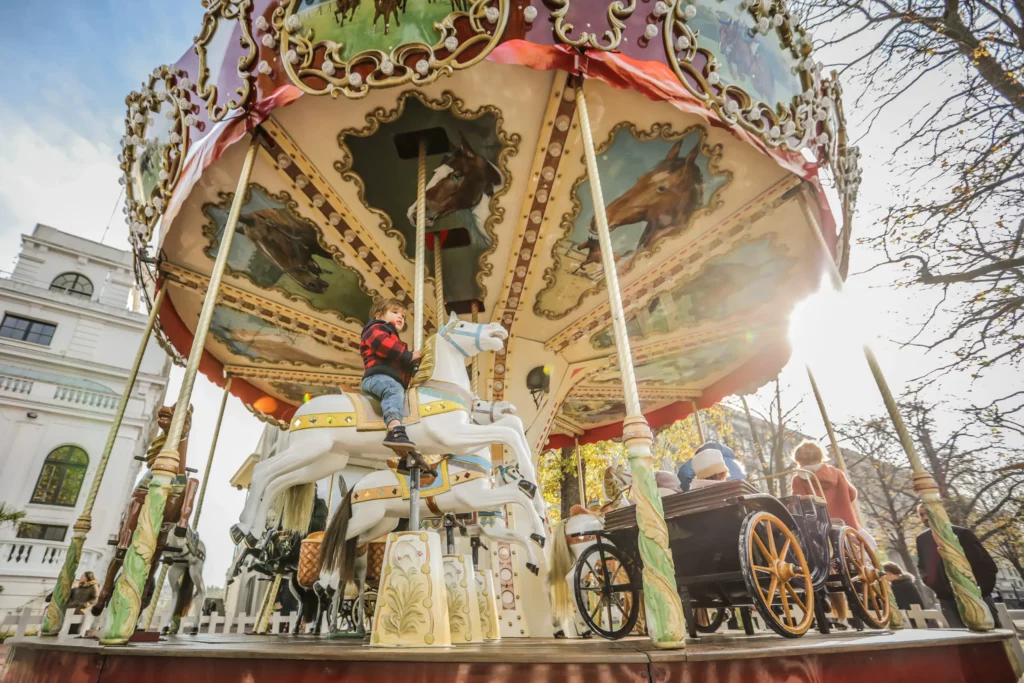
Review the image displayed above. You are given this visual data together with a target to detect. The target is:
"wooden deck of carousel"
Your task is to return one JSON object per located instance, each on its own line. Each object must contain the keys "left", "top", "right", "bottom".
{"left": 3, "top": 627, "right": 1020, "bottom": 683}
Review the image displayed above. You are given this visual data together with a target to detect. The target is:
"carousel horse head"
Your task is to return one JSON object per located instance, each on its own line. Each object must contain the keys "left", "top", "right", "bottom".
{"left": 406, "top": 133, "right": 501, "bottom": 237}
{"left": 412, "top": 312, "right": 507, "bottom": 387}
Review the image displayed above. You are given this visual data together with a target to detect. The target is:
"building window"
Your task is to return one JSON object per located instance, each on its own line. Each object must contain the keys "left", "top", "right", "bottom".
{"left": 0, "top": 315, "right": 57, "bottom": 346}
{"left": 16, "top": 523, "right": 68, "bottom": 542}
{"left": 49, "top": 273, "right": 93, "bottom": 299}
{"left": 30, "top": 446, "right": 89, "bottom": 507}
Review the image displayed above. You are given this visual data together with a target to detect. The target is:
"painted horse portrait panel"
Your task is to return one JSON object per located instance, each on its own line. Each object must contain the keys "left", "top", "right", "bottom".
{"left": 293, "top": 0, "right": 463, "bottom": 60}
{"left": 535, "top": 125, "right": 730, "bottom": 320}
{"left": 590, "top": 235, "right": 797, "bottom": 349}
{"left": 340, "top": 93, "right": 511, "bottom": 306}
{"left": 687, "top": 2, "right": 805, "bottom": 107}
{"left": 203, "top": 184, "right": 374, "bottom": 325}
{"left": 209, "top": 306, "right": 354, "bottom": 369}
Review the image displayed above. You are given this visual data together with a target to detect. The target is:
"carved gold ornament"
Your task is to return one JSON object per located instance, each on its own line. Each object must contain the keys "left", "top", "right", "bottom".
{"left": 120, "top": 65, "right": 192, "bottom": 246}
{"left": 263, "top": 0, "right": 508, "bottom": 99}
{"left": 193, "top": 0, "right": 258, "bottom": 122}
{"left": 661, "top": 0, "right": 836, "bottom": 154}
{"left": 551, "top": 0, "right": 638, "bottom": 52}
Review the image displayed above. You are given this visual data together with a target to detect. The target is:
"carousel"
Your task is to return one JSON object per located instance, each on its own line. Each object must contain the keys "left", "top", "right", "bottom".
{"left": 5, "top": 1, "right": 1018, "bottom": 682}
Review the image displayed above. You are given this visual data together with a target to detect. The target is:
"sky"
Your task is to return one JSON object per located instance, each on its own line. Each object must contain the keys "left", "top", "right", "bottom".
{"left": 0, "top": 2, "right": 1018, "bottom": 587}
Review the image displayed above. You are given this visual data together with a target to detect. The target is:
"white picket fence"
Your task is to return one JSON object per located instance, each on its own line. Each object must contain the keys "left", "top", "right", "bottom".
{"left": 0, "top": 608, "right": 321, "bottom": 639}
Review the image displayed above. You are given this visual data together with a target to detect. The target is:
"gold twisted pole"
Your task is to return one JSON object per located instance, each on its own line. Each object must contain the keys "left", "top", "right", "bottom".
{"left": 257, "top": 574, "right": 282, "bottom": 634}
{"left": 414, "top": 137, "right": 427, "bottom": 352}
{"left": 806, "top": 367, "right": 905, "bottom": 629}
{"left": 576, "top": 81, "right": 685, "bottom": 648}
{"left": 41, "top": 283, "right": 168, "bottom": 635}
{"left": 799, "top": 199, "right": 992, "bottom": 631}
{"left": 470, "top": 301, "right": 480, "bottom": 397}
{"left": 193, "top": 376, "right": 232, "bottom": 529}
{"left": 102, "top": 134, "right": 262, "bottom": 645}
{"left": 433, "top": 235, "right": 444, "bottom": 316}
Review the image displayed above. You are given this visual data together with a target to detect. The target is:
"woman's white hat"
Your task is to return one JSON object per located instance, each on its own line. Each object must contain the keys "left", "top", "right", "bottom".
{"left": 692, "top": 448, "right": 728, "bottom": 480}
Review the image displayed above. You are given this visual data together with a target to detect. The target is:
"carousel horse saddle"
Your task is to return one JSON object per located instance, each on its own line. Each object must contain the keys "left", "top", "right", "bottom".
{"left": 351, "top": 459, "right": 488, "bottom": 506}
{"left": 348, "top": 390, "right": 421, "bottom": 432}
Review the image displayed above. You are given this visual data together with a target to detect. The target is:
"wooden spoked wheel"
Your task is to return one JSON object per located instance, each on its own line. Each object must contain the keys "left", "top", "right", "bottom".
{"left": 740, "top": 511, "right": 815, "bottom": 638}
{"left": 573, "top": 542, "right": 641, "bottom": 640}
{"left": 838, "top": 527, "right": 890, "bottom": 628}
{"left": 363, "top": 587, "right": 378, "bottom": 633}
{"left": 693, "top": 607, "right": 729, "bottom": 634}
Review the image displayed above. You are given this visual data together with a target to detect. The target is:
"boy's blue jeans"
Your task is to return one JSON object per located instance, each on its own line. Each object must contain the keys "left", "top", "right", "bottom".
{"left": 362, "top": 375, "right": 405, "bottom": 426}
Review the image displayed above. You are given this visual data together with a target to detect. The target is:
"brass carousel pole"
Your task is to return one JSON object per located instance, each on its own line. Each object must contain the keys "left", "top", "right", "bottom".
{"left": 800, "top": 201, "right": 992, "bottom": 631}
{"left": 470, "top": 302, "right": 480, "bottom": 397}
{"left": 193, "top": 376, "right": 233, "bottom": 529}
{"left": 576, "top": 81, "right": 685, "bottom": 648}
{"left": 256, "top": 574, "right": 282, "bottom": 634}
{"left": 102, "top": 134, "right": 262, "bottom": 645}
{"left": 805, "top": 366, "right": 905, "bottom": 628}
{"left": 739, "top": 396, "right": 771, "bottom": 483}
{"left": 41, "top": 283, "right": 169, "bottom": 636}
{"left": 690, "top": 400, "right": 706, "bottom": 442}
{"left": 574, "top": 437, "right": 586, "bottom": 506}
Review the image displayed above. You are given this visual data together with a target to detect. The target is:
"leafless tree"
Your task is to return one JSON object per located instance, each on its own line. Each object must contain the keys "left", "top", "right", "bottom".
{"left": 791, "top": 0, "right": 1024, "bottom": 424}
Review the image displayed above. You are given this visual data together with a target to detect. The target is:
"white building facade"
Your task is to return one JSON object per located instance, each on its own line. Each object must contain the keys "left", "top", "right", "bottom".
{"left": 0, "top": 224, "right": 170, "bottom": 612}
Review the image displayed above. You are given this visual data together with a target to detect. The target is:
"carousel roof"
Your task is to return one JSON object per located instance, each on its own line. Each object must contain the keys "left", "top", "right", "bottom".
{"left": 122, "top": 0, "right": 859, "bottom": 450}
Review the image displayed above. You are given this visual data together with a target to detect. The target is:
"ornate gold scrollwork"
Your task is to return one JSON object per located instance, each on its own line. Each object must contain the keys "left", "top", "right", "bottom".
{"left": 660, "top": 0, "right": 835, "bottom": 156}
{"left": 120, "top": 65, "right": 192, "bottom": 246}
{"left": 551, "top": 0, "right": 638, "bottom": 52}
{"left": 193, "top": 0, "right": 258, "bottom": 122}
{"left": 265, "top": 0, "right": 508, "bottom": 99}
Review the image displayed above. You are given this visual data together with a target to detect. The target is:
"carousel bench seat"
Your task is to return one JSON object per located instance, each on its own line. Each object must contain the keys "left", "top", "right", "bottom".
{"left": 604, "top": 480, "right": 762, "bottom": 531}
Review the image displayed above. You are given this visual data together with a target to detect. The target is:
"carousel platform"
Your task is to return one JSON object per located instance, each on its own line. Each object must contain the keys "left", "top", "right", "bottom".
{"left": 3, "top": 628, "right": 1019, "bottom": 683}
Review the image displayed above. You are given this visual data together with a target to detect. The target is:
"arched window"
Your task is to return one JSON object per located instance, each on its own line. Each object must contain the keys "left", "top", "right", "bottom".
{"left": 49, "top": 273, "right": 93, "bottom": 299}
{"left": 30, "top": 446, "right": 89, "bottom": 507}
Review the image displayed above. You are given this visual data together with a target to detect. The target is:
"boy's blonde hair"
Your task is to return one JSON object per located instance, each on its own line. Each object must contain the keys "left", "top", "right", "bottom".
{"left": 369, "top": 298, "right": 408, "bottom": 321}
{"left": 793, "top": 440, "right": 827, "bottom": 467}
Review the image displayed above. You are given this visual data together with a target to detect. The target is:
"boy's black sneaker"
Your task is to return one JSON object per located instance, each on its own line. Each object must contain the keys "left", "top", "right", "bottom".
{"left": 383, "top": 425, "right": 417, "bottom": 452}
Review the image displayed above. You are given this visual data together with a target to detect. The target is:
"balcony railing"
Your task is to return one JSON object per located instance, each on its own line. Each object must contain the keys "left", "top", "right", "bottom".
{"left": 0, "top": 540, "right": 105, "bottom": 580}
{"left": 0, "top": 372, "right": 118, "bottom": 413}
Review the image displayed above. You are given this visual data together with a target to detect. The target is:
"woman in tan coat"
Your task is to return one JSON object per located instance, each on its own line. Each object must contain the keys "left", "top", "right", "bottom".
{"left": 790, "top": 441, "right": 862, "bottom": 531}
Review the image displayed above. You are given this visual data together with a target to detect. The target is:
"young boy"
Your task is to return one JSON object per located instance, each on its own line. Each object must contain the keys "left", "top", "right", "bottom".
{"left": 361, "top": 298, "right": 422, "bottom": 451}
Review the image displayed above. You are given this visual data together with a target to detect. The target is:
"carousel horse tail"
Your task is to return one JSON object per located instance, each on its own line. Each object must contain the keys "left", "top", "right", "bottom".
{"left": 279, "top": 482, "right": 317, "bottom": 535}
{"left": 318, "top": 489, "right": 357, "bottom": 581}
{"left": 547, "top": 519, "right": 573, "bottom": 625}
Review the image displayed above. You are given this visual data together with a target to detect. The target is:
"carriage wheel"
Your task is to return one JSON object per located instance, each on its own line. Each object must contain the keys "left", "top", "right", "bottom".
{"left": 838, "top": 527, "right": 890, "bottom": 629}
{"left": 740, "top": 511, "right": 815, "bottom": 638}
{"left": 693, "top": 607, "right": 729, "bottom": 634}
{"left": 363, "top": 587, "right": 378, "bottom": 633}
{"left": 573, "top": 542, "right": 640, "bottom": 640}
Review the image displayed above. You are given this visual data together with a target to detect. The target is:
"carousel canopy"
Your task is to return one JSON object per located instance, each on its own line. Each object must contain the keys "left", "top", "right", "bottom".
{"left": 122, "top": 0, "right": 855, "bottom": 451}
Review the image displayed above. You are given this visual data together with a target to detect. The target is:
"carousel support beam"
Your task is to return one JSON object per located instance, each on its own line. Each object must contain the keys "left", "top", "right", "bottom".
{"left": 102, "top": 134, "right": 262, "bottom": 645}
{"left": 691, "top": 401, "right": 706, "bottom": 443}
{"left": 739, "top": 396, "right": 772, "bottom": 488}
{"left": 805, "top": 366, "right": 905, "bottom": 629}
{"left": 800, "top": 199, "right": 993, "bottom": 631}
{"left": 257, "top": 574, "right": 282, "bottom": 634}
{"left": 576, "top": 82, "right": 686, "bottom": 649}
{"left": 470, "top": 301, "right": 480, "bottom": 397}
{"left": 41, "top": 283, "right": 168, "bottom": 636}
{"left": 193, "top": 376, "right": 232, "bottom": 529}
{"left": 575, "top": 437, "right": 586, "bottom": 506}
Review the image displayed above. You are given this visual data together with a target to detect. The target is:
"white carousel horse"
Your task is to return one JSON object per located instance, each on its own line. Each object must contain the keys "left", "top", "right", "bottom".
{"left": 160, "top": 529, "right": 207, "bottom": 635}
{"left": 232, "top": 313, "right": 544, "bottom": 547}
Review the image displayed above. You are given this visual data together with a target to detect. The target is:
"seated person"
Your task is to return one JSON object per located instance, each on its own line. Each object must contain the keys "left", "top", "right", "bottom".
{"left": 688, "top": 448, "right": 730, "bottom": 490}
{"left": 790, "top": 440, "right": 863, "bottom": 532}
{"left": 655, "top": 470, "right": 683, "bottom": 497}
{"left": 360, "top": 298, "right": 423, "bottom": 451}
{"left": 678, "top": 441, "right": 746, "bottom": 491}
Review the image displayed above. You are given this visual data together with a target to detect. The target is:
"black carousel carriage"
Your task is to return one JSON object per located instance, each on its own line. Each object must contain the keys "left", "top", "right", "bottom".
{"left": 571, "top": 472, "right": 890, "bottom": 640}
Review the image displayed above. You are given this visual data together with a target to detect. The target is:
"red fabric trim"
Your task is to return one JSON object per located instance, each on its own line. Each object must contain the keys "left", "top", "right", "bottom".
{"left": 156, "top": 276, "right": 298, "bottom": 425}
